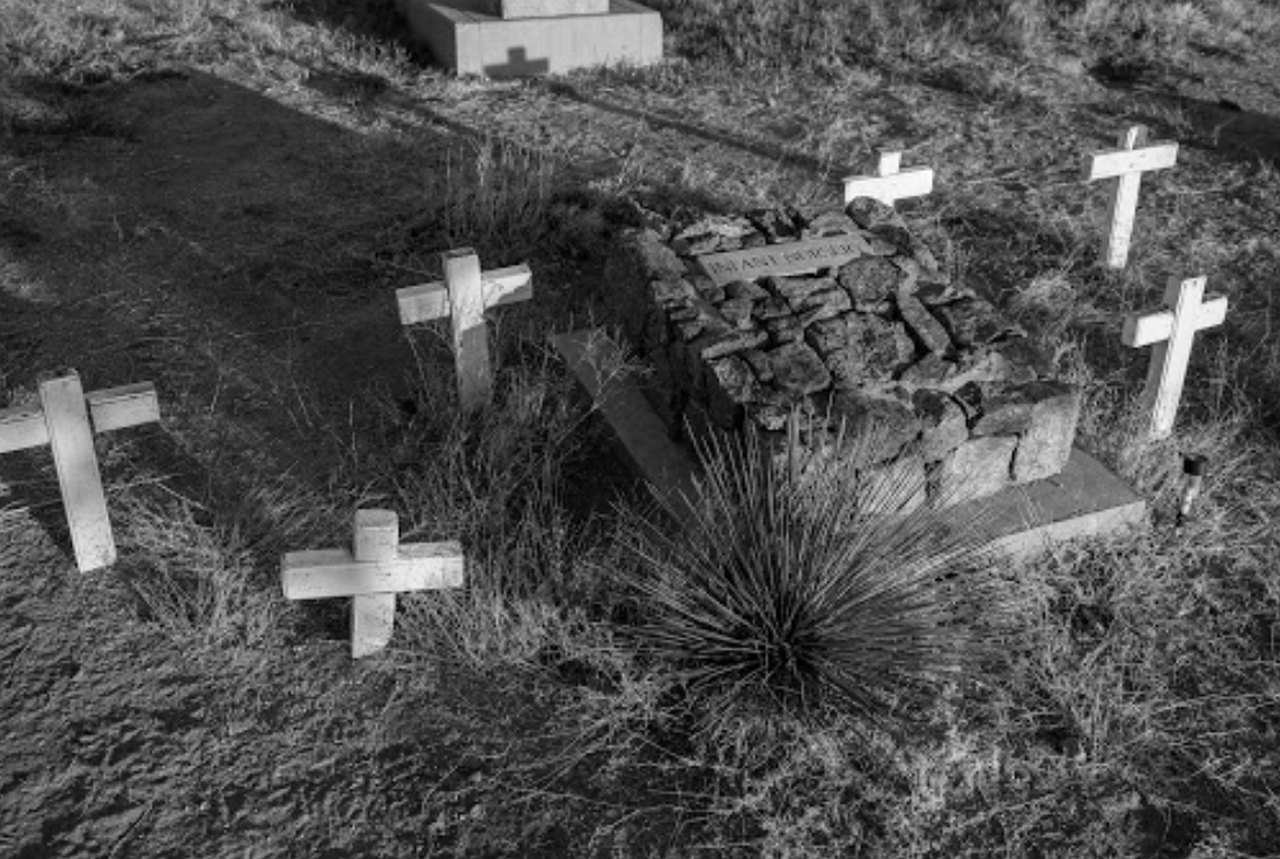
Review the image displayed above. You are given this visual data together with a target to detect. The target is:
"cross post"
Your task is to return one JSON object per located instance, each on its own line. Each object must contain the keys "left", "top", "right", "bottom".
{"left": 281, "top": 509, "right": 464, "bottom": 658}
{"left": 396, "top": 248, "right": 533, "bottom": 412}
{"left": 843, "top": 149, "right": 934, "bottom": 206}
{"left": 1085, "top": 125, "right": 1179, "bottom": 269}
{"left": 1121, "top": 275, "right": 1227, "bottom": 439}
{"left": 0, "top": 373, "right": 160, "bottom": 572}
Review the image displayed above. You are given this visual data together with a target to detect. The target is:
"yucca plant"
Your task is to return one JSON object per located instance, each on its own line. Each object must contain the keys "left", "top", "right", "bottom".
{"left": 618, "top": 414, "right": 1010, "bottom": 732}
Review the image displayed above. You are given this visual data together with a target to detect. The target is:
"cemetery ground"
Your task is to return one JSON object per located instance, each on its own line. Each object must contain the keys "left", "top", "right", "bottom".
{"left": 3, "top": 0, "right": 1280, "bottom": 856}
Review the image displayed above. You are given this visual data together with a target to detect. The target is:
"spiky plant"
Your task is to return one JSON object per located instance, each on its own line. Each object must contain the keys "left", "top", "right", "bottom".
{"left": 618, "top": 416, "right": 1010, "bottom": 731}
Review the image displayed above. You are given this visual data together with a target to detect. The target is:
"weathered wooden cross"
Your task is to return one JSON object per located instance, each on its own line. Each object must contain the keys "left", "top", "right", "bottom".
{"left": 1085, "top": 125, "right": 1179, "bottom": 269}
{"left": 281, "top": 509, "right": 464, "bottom": 658}
{"left": 1122, "top": 275, "right": 1227, "bottom": 439}
{"left": 0, "top": 372, "right": 159, "bottom": 572}
{"left": 843, "top": 149, "right": 934, "bottom": 206}
{"left": 397, "top": 248, "right": 533, "bottom": 411}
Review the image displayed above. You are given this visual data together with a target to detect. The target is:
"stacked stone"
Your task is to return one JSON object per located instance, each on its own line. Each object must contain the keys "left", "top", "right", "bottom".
{"left": 612, "top": 198, "right": 1082, "bottom": 507}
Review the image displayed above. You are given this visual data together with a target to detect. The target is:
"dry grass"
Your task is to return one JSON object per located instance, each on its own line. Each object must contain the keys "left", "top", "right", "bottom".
{"left": 3, "top": 0, "right": 1280, "bottom": 856}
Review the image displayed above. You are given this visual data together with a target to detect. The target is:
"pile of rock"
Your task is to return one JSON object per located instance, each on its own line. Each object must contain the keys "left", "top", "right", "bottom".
{"left": 607, "top": 199, "right": 1082, "bottom": 507}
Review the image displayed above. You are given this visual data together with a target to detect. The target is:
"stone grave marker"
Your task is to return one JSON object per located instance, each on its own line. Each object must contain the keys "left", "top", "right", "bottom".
{"left": 843, "top": 149, "right": 934, "bottom": 206}
{"left": 1085, "top": 125, "right": 1179, "bottom": 269}
{"left": 397, "top": 248, "right": 532, "bottom": 412}
{"left": 0, "top": 372, "right": 160, "bottom": 572}
{"left": 1122, "top": 275, "right": 1227, "bottom": 439}
{"left": 392, "top": 0, "right": 662, "bottom": 77}
{"left": 281, "top": 509, "right": 464, "bottom": 659}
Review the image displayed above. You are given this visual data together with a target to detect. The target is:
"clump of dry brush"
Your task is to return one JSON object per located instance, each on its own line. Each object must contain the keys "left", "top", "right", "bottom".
{"left": 618, "top": 418, "right": 1013, "bottom": 733}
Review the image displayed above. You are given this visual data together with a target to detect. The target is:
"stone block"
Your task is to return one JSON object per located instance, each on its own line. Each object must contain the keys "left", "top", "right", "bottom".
{"left": 765, "top": 316, "right": 804, "bottom": 344}
{"left": 898, "top": 353, "right": 957, "bottom": 389}
{"left": 793, "top": 288, "right": 852, "bottom": 324}
{"left": 768, "top": 275, "right": 835, "bottom": 303}
{"left": 932, "top": 435, "right": 1017, "bottom": 505}
{"left": 1013, "top": 381, "right": 1082, "bottom": 482}
{"left": 494, "top": 0, "right": 611, "bottom": 17}
{"left": 805, "top": 317, "right": 850, "bottom": 356}
{"left": 706, "top": 355, "right": 756, "bottom": 429}
{"left": 719, "top": 297, "right": 755, "bottom": 328}
{"left": 829, "top": 390, "right": 921, "bottom": 463}
{"left": 971, "top": 386, "right": 1034, "bottom": 437}
{"left": 725, "top": 279, "right": 770, "bottom": 301}
{"left": 752, "top": 295, "right": 792, "bottom": 321}
{"left": 846, "top": 313, "right": 914, "bottom": 381}
{"left": 836, "top": 257, "right": 902, "bottom": 309}
{"left": 768, "top": 342, "right": 832, "bottom": 396}
{"left": 896, "top": 284, "right": 953, "bottom": 354}
{"left": 934, "top": 297, "right": 1019, "bottom": 348}
{"left": 846, "top": 197, "right": 906, "bottom": 231}
{"left": 395, "top": 0, "right": 663, "bottom": 77}
{"left": 913, "top": 389, "right": 967, "bottom": 462}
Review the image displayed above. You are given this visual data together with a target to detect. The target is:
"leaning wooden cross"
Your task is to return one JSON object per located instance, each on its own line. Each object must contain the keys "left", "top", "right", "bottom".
{"left": 843, "top": 149, "right": 934, "bottom": 206}
{"left": 0, "top": 372, "right": 159, "bottom": 572}
{"left": 1122, "top": 275, "right": 1227, "bottom": 439}
{"left": 281, "top": 509, "right": 464, "bottom": 658}
{"left": 1085, "top": 125, "right": 1179, "bottom": 269}
{"left": 397, "top": 248, "right": 533, "bottom": 411}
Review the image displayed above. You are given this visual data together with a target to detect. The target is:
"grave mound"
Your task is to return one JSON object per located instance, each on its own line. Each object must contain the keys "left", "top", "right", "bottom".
{"left": 606, "top": 199, "right": 1083, "bottom": 508}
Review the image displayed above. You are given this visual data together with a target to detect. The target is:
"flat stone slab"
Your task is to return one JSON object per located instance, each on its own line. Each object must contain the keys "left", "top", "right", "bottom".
{"left": 552, "top": 328, "right": 1148, "bottom": 560}
{"left": 394, "top": 0, "right": 662, "bottom": 77}
{"left": 551, "top": 330, "right": 699, "bottom": 505}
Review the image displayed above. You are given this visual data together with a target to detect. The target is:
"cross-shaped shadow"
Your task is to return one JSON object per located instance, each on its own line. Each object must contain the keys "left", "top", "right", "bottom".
{"left": 484, "top": 46, "right": 551, "bottom": 78}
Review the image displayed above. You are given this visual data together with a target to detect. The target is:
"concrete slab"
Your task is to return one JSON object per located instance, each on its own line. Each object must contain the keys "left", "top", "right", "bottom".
{"left": 394, "top": 0, "right": 662, "bottom": 77}
{"left": 552, "top": 328, "right": 1148, "bottom": 560}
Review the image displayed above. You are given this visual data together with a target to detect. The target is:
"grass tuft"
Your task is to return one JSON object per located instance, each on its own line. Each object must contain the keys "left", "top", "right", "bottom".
{"left": 617, "top": 419, "right": 1009, "bottom": 733}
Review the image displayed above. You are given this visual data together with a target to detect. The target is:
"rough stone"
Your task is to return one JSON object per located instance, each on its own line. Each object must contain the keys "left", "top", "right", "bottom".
{"left": 846, "top": 197, "right": 906, "bottom": 231}
{"left": 672, "top": 216, "right": 758, "bottom": 255}
{"left": 693, "top": 327, "right": 769, "bottom": 361}
{"left": 768, "top": 342, "right": 832, "bottom": 396}
{"left": 793, "top": 288, "right": 852, "bottom": 324}
{"left": 1012, "top": 381, "right": 1082, "bottom": 482}
{"left": 650, "top": 278, "right": 698, "bottom": 308}
{"left": 935, "top": 297, "right": 1020, "bottom": 348}
{"left": 725, "top": 279, "right": 770, "bottom": 301}
{"left": 971, "top": 386, "right": 1034, "bottom": 436}
{"left": 741, "top": 349, "right": 774, "bottom": 383}
{"left": 805, "top": 317, "right": 850, "bottom": 356}
{"left": 932, "top": 435, "right": 1017, "bottom": 504}
{"left": 801, "top": 209, "right": 861, "bottom": 238}
{"left": 753, "top": 295, "right": 793, "bottom": 321}
{"left": 913, "top": 390, "right": 968, "bottom": 462}
{"left": 747, "top": 207, "right": 802, "bottom": 242}
{"left": 836, "top": 257, "right": 902, "bottom": 309}
{"left": 897, "top": 284, "right": 953, "bottom": 354}
{"left": 828, "top": 390, "right": 921, "bottom": 464}
{"left": 768, "top": 275, "right": 835, "bottom": 303}
{"left": 846, "top": 313, "right": 914, "bottom": 380}
{"left": 898, "top": 353, "right": 957, "bottom": 389}
{"left": 765, "top": 316, "right": 804, "bottom": 344}
{"left": 720, "top": 298, "right": 755, "bottom": 328}
{"left": 706, "top": 355, "right": 757, "bottom": 429}
{"left": 745, "top": 401, "right": 790, "bottom": 432}
{"left": 688, "top": 275, "right": 727, "bottom": 303}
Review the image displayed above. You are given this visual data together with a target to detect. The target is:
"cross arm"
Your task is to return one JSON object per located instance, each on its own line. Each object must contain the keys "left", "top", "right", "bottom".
{"left": 0, "top": 382, "right": 160, "bottom": 454}
{"left": 281, "top": 540, "right": 465, "bottom": 599}
{"left": 1085, "top": 142, "right": 1178, "bottom": 182}
{"left": 397, "top": 264, "right": 533, "bottom": 326}
{"left": 1121, "top": 294, "right": 1228, "bottom": 347}
{"left": 842, "top": 167, "right": 934, "bottom": 204}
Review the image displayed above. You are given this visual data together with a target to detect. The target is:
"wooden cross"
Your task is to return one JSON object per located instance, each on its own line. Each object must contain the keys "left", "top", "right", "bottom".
{"left": 397, "top": 248, "right": 533, "bottom": 411}
{"left": 281, "top": 509, "right": 464, "bottom": 658}
{"left": 0, "top": 372, "right": 159, "bottom": 572}
{"left": 843, "top": 149, "right": 934, "bottom": 206}
{"left": 1122, "top": 276, "right": 1227, "bottom": 439}
{"left": 1085, "top": 125, "right": 1179, "bottom": 269}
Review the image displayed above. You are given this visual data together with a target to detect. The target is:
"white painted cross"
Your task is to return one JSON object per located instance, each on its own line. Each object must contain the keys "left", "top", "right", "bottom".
{"left": 397, "top": 248, "right": 533, "bottom": 412}
{"left": 1085, "top": 125, "right": 1179, "bottom": 269}
{"left": 843, "top": 149, "right": 934, "bottom": 206}
{"left": 1122, "top": 275, "right": 1227, "bottom": 439}
{"left": 281, "top": 509, "right": 464, "bottom": 659}
{"left": 0, "top": 373, "right": 160, "bottom": 572}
